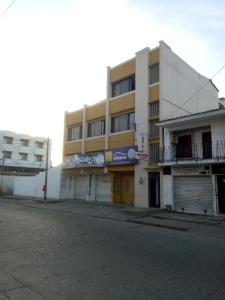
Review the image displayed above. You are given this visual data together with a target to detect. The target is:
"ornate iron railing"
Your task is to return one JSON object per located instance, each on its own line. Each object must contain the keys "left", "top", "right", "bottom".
{"left": 159, "top": 141, "right": 225, "bottom": 163}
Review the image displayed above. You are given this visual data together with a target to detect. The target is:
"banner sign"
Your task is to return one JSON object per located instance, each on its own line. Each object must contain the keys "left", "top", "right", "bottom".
{"left": 64, "top": 152, "right": 104, "bottom": 168}
{"left": 136, "top": 151, "right": 149, "bottom": 161}
{"left": 105, "top": 146, "right": 138, "bottom": 166}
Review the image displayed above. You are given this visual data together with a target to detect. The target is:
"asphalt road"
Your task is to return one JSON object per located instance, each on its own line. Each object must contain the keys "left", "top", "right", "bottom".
{"left": 0, "top": 201, "right": 225, "bottom": 300}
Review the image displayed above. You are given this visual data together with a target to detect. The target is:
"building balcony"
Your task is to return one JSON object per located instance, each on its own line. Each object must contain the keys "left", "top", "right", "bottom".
{"left": 159, "top": 141, "right": 225, "bottom": 165}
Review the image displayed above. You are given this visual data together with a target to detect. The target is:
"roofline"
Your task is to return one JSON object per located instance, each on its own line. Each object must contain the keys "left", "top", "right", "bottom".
{"left": 157, "top": 107, "right": 225, "bottom": 127}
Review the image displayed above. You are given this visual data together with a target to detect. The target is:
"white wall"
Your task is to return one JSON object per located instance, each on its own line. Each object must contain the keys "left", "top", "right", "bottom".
{"left": 135, "top": 47, "right": 150, "bottom": 208}
{"left": 162, "top": 175, "right": 173, "bottom": 208}
{"left": 160, "top": 41, "right": 219, "bottom": 121}
{"left": 14, "top": 165, "right": 61, "bottom": 199}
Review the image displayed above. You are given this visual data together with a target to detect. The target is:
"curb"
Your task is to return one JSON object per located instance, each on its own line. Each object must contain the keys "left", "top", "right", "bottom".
{"left": 127, "top": 219, "right": 190, "bottom": 231}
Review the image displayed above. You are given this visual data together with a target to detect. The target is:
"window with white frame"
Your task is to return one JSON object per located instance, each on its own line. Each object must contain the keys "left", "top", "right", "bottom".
{"left": 111, "top": 112, "right": 135, "bottom": 133}
{"left": 88, "top": 120, "right": 105, "bottom": 137}
{"left": 35, "top": 141, "right": 44, "bottom": 149}
{"left": 4, "top": 151, "right": 12, "bottom": 159}
{"left": 111, "top": 75, "right": 135, "bottom": 97}
{"left": 20, "top": 153, "right": 28, "bottom": 161}
{"left": 67, "top": 125, "right": 82, "bottom": 141}
{"left": 4, "top": 136, "right": 13, "bottom": 144}
{"left": 149, "top": 63, "right": 159, "bottom": 84}
{"left": 35, "top": 154, "right": 43, "bottom": 162}
{"left": 21, "top": 139, "right": 29, "bottom": 147}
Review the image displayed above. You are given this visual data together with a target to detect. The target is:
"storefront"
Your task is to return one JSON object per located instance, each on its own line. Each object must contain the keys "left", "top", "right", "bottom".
{"left": 61, "top": 152, "right": 111, "bottom": 202}
{"left": 105, "top": 146, "right": 138, "bottom": 205}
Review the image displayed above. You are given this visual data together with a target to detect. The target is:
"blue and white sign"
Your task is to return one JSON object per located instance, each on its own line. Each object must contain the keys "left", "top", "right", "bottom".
{"left": 64, "top": 152, "right": 104, "bottom": 168}
{"left": 105, "top": 146, "right": 138, "bottom": 166}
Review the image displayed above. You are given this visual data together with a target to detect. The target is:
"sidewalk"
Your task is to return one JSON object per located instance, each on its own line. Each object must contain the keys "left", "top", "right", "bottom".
{"left": 1, "top": 197, "right": 225, "bottom": 240}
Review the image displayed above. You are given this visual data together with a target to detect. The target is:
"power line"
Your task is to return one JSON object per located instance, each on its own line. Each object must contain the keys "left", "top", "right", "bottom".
{"left": 164, "top": 64, "right": 225, "bottom": 120}
{"left": 0, "top": 0, "right": 16, "bottom": 19}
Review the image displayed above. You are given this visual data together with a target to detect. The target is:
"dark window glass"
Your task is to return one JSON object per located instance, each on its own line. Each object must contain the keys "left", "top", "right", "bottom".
{"left": 4, "top": 136, "right": 13, "bottom": 144}
{"left": 68, "top": 125, "right": 82, "bottom": 141}
{"left": 149, "top": 101, "right": 159, "bottom": 117}
{"left": 112, "top": 75, "right": 135, "bottom": 97}
{"left": 21, "top": 139, "right": 29, "bottom": 147}
{"left": 4, "top": 151, "right": 12, "bottom": 159}
{"left": 111, "top": 112, "right": 135, "bottom": 133}
{"left": 149, "top": 63, "right": 159, "bottom": 84}
{"left": 149, "top": 119, "right": 159, "bottom": 138}
{"left": 176, "top": 135, "right": 192, "bottom": 159}
{"left": 149, "top": 144, "right": 159, "bottom": 164}
{"left": 87, "top": 120, "right": 105, "bottom": 137}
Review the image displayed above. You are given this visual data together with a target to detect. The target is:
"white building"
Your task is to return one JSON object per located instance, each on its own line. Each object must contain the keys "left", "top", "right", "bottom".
{"left": 0, "top": 130, "right": 51, "bottom": 194}
{"left": 158, "top": 108, "right": 225, "bottom": 215}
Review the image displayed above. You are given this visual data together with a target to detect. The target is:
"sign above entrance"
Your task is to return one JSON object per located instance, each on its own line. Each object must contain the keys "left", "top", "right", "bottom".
{"left": 64, "top": 152, "right": 104, "bottom": 168}
{"left": 105, "top": 146, "right": 138, "bottom": 166}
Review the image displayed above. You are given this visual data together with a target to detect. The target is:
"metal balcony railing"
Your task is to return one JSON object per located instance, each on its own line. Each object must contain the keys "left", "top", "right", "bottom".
{"left": 159, "top": 141, "right": 225, "bottom": 163}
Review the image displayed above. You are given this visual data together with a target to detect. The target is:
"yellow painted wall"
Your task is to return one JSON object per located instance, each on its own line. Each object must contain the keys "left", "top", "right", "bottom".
{"left": 86, "top": 102, "right": 106, "bottom": 121}
{"left": 149, "top": 138, "right": 159, "bottom": 144}
{"left": 149, "top": 49, "right": 160, "bottom": 65}
{"left": 63, "top": 168, "right": 82, "bottom": 175}
{"left": 110, "top": 59, "right": 135, "bottom": 82}
{"left": 64, "top": 141, "right": 82, "bottom": 156}
{"left": 109, "top": 132, "right": 135, "bottom": 149}
{"left": 110, "top": 93, "right": 135, "bottom": 114}
{"left": 66, "top": 110, "right": 83, "bottom": 126}
{"left": 108, "top": 165, "right": 134, "bottom": 172}
{"left": 85, "top": 137, "right": 105, "bottom": 152}
{"left": 149, "top": 85, "right": 160, "bottom": 102}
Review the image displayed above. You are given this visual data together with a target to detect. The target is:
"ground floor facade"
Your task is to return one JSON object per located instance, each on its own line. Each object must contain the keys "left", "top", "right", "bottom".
{"left": 162, "top": 164, "right": 225, "bottom": 215}
{"left": 60, "top": 166, "right": 164, "bottom": 208}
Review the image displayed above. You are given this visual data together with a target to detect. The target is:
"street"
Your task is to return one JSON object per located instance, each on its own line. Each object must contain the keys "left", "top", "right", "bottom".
{"left": 0, "top": 199, "right": 225, "bottom": 299}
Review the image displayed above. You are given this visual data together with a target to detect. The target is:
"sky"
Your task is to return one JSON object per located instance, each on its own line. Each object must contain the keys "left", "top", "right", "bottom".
{"left": 0, "top": 0, "right": 225, "bottom": 166}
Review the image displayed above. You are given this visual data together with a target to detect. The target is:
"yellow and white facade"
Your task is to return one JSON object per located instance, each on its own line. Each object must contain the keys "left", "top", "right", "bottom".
{"left": 61, "top": 40, "right": 219, "bottom": 208}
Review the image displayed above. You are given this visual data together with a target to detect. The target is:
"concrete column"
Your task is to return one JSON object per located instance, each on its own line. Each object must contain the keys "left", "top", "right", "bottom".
{"left": 135, "top": 47, "right": 150, "bottom": 208}
{"left": 104, "top": 66, "right": 111, "bottom": 174}
{"left": 82, "top": 105, "right": 87, "bottom": 154}
{"left": 86, "top": 174, "right": 96, "bottom": 201}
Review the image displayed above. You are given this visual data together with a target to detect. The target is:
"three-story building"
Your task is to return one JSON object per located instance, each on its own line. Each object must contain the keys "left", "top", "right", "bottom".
{"left": 61, "top": 40, "right": 219, "bottom": 207}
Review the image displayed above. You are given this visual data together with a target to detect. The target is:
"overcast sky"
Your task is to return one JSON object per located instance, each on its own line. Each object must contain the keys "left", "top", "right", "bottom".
{"left": 0, "top": 0, "right": 224, "bottom": 165}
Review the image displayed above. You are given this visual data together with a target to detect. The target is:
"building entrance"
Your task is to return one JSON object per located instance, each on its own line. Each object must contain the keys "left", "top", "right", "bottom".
{"left": 217, "top": 175, "right": 225, "bottom": 214}
{"left": 148, "top": 172, "right": 160, "bottom": 207}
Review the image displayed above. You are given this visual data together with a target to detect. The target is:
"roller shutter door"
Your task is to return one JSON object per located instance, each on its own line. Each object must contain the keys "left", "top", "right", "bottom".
{"left": 174, "top": 176, "right": 213, "bottom": 215}
{"left": 74, "top": 175, "right": 87, "bottom": 200}
{"left": 96, "top": 174, "right": 112, "bottom": 202}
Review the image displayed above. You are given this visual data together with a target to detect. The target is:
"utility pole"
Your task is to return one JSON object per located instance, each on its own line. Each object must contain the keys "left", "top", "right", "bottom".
{"left": 1, "top": 150, "right": 5, "bottom": 193}
{"left": 43, "top": 137, "right": 49, "bottom": 203}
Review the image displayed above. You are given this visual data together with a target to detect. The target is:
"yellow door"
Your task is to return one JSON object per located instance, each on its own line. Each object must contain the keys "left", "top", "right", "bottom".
{"left": 121, "top": 174, "right": 134, "bottom": 205}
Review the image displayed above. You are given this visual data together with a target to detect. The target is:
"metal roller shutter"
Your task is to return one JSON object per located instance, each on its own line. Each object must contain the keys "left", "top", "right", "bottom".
{"left": 174, "top": 176, "right": 213, "bottom": 215}
{"left": 74, "top": 175, "right": 87, "bottom": 200}
{"left": 96, "top": 174, "right": 112, "bottom": 202}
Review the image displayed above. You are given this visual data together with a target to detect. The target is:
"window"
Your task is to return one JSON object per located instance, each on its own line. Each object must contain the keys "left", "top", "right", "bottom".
{"left": 35, "top": 141, "right": 43, "bottom": 149}
{"left": 21, "top": 139, "right": 29, "bottom": 147}
{"left": 68, "top": 125, "right": 82, "bottom": 141}
{"left": 149, "top": 63, "right": 159, "bottom": 84}
{"left": 35, "top": 155, "right": 43, "bottom": 162}
{"left": 149, "top": 101, "right": 159, "bottom": 117}
{"left": 112, "top": 75, "right": 135, "bottom": 97}
{"left": 111, "top": 112, "right": 135, "bottom": 133}
{"left": 20, "top": 153, "right": 28, "bottom": 161}
{"left": 176, "top": 135, "right": 192, "bottom": 159}
{"left": 88, "top": 120, "right": 105, "bottom": 137}
{"left": 4, "top": 151, "right": 12, "bottom": 159}
{"left": 149, "top": 119, "right": 159, "bottom": 138}
{"left": 4, "top": 136, "right": 13, "bottom": 144}
{"left": 149, "top": 144, "right": 159, "bottom": 164}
